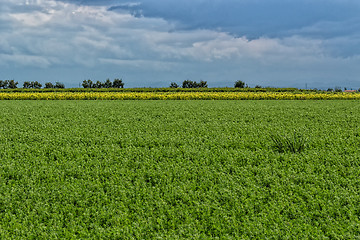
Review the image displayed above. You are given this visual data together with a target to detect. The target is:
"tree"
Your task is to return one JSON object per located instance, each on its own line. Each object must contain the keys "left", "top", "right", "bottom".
{"left": 32, "top": 81, "right": 42, "bottom": 89}
{"left": 55, "top": 82, "right": 65, "bottom": 89}
{"left": 255, "top": 85, "right": 262, "bottom": 88}
{"left": 45, "top": 82, "right": 54, "bottom": 88}
{"left": 7, "top": 80, "right": 18, "bottom": 89}
{"left": 23, "top": 81, "right": 42, "bottom": 89}
{"left": 95, "top": 81, "right": 104, "bottom": 88}
{"left": 334, "top": 86, "right": 342, "bottom": 92}
{"left": 0, "top": 80, "right": 5, "bottom": 89}
{"left": 104, "top": 79, "right": 112, "bottom": 88}
{"left": 23, "top": 81, "right": 31, "bottom": 88}
{"left": 198, "top": 80, "right": 208, "bottom": 88}
{"left": 82, "top": 79, "right": 93, "bottom": 88}
{"left": 234, "top": 80, "right": 245, "bottom": 88}
{"left": 182, "top": 80, "right": 197, "bottom": 88}
{"left": 169, "top": 82, "right": 179, "bottom": 88}
{"left": 113, "top": 78, "right": 124, "bottom": 88}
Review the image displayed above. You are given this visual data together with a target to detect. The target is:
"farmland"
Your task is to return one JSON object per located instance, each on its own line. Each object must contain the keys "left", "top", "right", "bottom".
{"left": 1, "top": 100, "right": 360, "bottom": 238}
{"left": 0, "top": 91, "right": 360, "bottom": 100}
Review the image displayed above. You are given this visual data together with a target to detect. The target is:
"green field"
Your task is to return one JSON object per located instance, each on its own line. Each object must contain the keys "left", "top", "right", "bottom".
{"left": 1, "top": 100, "right": 360, "bottom": 239}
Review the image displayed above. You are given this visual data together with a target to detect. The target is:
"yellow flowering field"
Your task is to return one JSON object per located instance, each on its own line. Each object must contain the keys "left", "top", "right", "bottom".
{"left": 0, "top": 91, "right": 359, "bottom": 100}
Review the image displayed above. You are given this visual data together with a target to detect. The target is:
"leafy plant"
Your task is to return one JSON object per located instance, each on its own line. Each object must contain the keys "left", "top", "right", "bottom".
{"left": 270, "top": 130, "right": 308, "bottom": 153}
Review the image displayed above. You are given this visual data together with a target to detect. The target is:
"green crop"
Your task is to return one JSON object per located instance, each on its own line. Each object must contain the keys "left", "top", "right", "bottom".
{"left": 0, "top": 100, "right": 360, "bottom": 239}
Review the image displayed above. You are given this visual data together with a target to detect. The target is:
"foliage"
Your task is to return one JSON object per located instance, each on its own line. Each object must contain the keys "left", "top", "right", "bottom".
{"left": 182, "top": 80, "right": 208, "bottom": 88}
{"left": 234, "top": 80, "right": 245, "bottom": 88}
{"left": 0, "top": 87, "right": 306, "bottom": 93}
{"left": 0, "top": 80, "right": 18, "bottom": 89}
{"left": 182, "top": 79, "right": 197, "bottom": 88}
{"left": 82, "top": 79, "right": 93, "bottom": 88}
{"left": 7, "top": 80, "right": 18, "bottom": 89}
{"left": 45, "top": 82, "right": 54, "bottom": 88}
{"left": 334, "top": 86, "right": 342, "bottom": 92}
{"left": 0, "top": 101, "right": 360, "bottom": 239}
{"left": 112, "top": 78, "right": 124, "bottom": 88}
{"left": 55, "top": 82, "right": 65, "bottom": 89}
{"left": 169, "top": 82, "right": 179, "bottom": 88}
{"left": 95, "top": 80, "right": 103, "bottom": 88}
{"left": 104, "top": 79, "right": 113, "bottom": 88}
{"left": 198, "top": 80, "right": 208, "bottom": 88}
{"left": 0, "top": 91, "right": 360, "bottom": 100}
{"left": 23, "top": 81, "right": 42, "bottom": 89}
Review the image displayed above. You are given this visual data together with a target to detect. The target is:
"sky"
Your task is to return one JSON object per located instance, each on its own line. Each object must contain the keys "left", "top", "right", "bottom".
{"left": 1, "top": 0, "right": 360, "bottom": 89}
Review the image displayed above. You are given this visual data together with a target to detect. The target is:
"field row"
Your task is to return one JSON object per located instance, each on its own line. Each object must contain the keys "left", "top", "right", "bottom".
{"left": 1, "top": 101, "right": 360, "bottom": 238}
{"left": 0, "top": 91, "right": 360, "bottom": 100}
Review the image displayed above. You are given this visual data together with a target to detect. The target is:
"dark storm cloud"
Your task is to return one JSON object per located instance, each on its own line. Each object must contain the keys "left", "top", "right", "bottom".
{"left": 68, "top": 0, "right": 360, "bottom": 39}
{"left": 2, "top": 0, "right": 360, "bottom": 88}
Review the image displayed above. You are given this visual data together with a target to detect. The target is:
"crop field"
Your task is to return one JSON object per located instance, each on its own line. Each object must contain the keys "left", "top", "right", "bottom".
{"left": 1, "top": 100, "right": 360, "bottom": 238}
{"left": 0, "top": 91, "right": 360, "bottom": 100}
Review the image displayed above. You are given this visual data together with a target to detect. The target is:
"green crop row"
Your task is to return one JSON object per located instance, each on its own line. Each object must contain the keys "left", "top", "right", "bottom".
{"left": 1, "top": 100, "right": 360, "bottom": 238}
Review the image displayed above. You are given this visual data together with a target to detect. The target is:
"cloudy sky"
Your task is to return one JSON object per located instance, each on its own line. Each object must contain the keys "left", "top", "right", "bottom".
{"left": 1, "top": 0, "right": 360, "bottom": 88}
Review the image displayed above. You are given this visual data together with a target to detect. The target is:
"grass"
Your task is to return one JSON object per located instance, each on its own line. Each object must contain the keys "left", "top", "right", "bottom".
{"left": 0, "top": 100, "right": 360, "bottom": 238}
{"left": 270, "top": 130, "right": 308, "bottom": 153}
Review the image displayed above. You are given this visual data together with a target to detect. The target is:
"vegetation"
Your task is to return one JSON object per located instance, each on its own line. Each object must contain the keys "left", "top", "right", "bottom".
{"left": 23, "top": 81, "right": 42, "bottom": 89}
{"left": 0, "top": 87, "right": 302, "bottom": 93}
{"left": 270, "top": 130, "right": 308, "bottom": 153}
{"left": 0, "top": 91, "right": 360, "bottom": 100}
{"left": 0, "top": 80, "right": 18, "bottom": 89}
{"left": 182, "top": 80, "right": 208, "bottom": 88}
{"left": 169, "top": 82, "right": 179, "bottom": 88}
{"left": 234, "top": 80, "right": 245, "bottom": 88}
{"left": 82, "top": 78, "right": 124, "bottom": 88}
{"left": 0, "top": 100, "right": 360, "bottom": 238}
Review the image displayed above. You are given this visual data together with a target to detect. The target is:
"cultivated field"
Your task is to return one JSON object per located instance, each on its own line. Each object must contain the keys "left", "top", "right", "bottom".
{"left": 1, "top": 100, "right": 360, "bottom": 238}
{"left": 0, "top": 91, "right": 360, "bottom": 100}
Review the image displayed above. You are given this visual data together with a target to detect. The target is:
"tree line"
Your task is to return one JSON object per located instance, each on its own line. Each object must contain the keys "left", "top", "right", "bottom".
{"left": 82, "top": 79, "right": 124, "bottom": 88}
{"left": 170, "top": 80, "right": 247, "bottom": 88}
{"left": 0, "top": 80, "right": 18, "bottom": 89}
{"left": 0, "top": 79, "right": 249, "bottom": 89}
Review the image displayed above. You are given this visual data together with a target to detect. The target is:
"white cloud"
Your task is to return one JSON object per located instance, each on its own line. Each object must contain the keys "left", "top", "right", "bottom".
{"left": 1, "top": 0, "right": 360, "bottom": 88}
